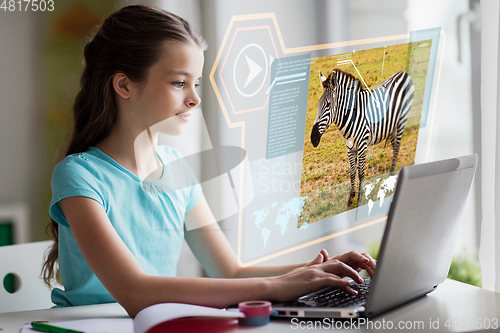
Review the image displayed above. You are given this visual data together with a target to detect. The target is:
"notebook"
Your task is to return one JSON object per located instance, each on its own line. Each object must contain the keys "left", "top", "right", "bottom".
{"left": 21, "top": 303, "right": 244, "bottom": 333}
{"left": 272, "top": 154, "right": 477, "bottom": 319}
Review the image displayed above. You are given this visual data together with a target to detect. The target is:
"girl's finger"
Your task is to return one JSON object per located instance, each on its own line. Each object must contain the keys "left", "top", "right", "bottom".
{"left": 358, "top": 262, "right": 374, "bottom": 277}
{"left": 350, "top": 251, "right": 370, "bottom": 264}
{"left": 361, "top": 252, "right": 377, "bottom": 271}
{"left": 308, "top": 253, "right": 324, "bottom": 266}
{"left": 321, "top": 260, "right": 364, "bottom": 284}
{"left": 320, "top": 249, "right": 329, "bottom": 262}
{"left": 316, "top": 275, "right": 351, "bottom": 291}
{"left": 336, "top": 251, "right": 369, "bottom": 266}
{"left": 320, "top": 276, "right": 358, "bottom": 296}
{"left": 342, "top": 285, "right": 358, "bottom": 296}
{"left": 366, "top": 266, "right": 374, "bottom": 277}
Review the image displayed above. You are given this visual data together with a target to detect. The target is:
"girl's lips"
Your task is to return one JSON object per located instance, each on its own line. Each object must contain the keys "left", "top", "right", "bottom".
{"left": 176, "top": 112, "right": 191, "bottom": 122}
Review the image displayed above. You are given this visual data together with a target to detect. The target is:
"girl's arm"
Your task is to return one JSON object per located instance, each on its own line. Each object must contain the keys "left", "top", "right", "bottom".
{"left": 184, "top": 195, "right": 376, "bottom": 279}
{"left": 59, "top": 196, "right": 366, "bottom": 318}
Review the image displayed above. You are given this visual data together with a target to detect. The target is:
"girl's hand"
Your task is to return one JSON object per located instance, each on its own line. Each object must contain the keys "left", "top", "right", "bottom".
{"left": 271, "top": 259, "right": 364, "bottom": 302}
{"left": 306, "top": 249, "right": 377, "bottom": 277}
{"left": 331, "top": 250, "right": 377, "bottom": 277}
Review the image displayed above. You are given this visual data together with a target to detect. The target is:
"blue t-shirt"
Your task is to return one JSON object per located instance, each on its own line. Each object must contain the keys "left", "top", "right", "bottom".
{"left": 49, "top": 146, "right": 202, "bottom": 307}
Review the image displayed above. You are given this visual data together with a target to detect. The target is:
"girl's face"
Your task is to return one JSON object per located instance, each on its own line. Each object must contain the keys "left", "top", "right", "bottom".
{"left": 129, "top": 41, "right": 204, "bottom": 136}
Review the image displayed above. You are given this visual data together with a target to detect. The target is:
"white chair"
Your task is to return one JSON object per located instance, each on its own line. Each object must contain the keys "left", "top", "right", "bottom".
{"left": 0, "top": 241, "right": 56, "bottom": 313}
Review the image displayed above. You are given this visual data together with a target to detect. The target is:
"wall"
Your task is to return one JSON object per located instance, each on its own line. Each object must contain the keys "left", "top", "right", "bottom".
{"left": 0, "top": 10, "right": 45, "bottom": 241}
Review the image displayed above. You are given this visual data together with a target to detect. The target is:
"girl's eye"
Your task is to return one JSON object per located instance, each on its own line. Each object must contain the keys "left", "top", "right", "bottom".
{"left": 173, "top": 82, "right": 185, "bottom": 88}
{"left": 195, "top": 82, "right": 201, "bottom": 88}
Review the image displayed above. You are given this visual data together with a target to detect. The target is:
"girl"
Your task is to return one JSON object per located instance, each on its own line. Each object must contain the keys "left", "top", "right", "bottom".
{"left": 42, "top": 4, "right": 376, "bottom": 318}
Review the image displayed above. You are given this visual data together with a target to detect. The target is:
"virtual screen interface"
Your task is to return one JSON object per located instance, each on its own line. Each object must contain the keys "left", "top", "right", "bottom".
{"left": 201, "top": 15, "right": 441, "bottom": 266}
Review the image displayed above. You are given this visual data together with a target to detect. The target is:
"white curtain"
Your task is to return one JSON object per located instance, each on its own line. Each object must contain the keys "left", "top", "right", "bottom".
{"left": 479, "top": 0, "right": 500, "bottom": 292}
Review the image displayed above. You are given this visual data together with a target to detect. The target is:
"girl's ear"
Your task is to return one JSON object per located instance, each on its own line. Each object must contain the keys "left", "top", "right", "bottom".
{"left": 113, "top": 72, "right": 131, "bottom": 99}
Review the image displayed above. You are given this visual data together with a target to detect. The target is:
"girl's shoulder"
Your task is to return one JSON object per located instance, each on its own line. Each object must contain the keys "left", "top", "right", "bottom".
{"left": 50, "top": 149, "right": 110, "bottom": 224}
{"left": 51, "top": 148, "right": 115, "bottom": 189}
{"left": 53, "top": 149, "right": 105, "bottom": 175}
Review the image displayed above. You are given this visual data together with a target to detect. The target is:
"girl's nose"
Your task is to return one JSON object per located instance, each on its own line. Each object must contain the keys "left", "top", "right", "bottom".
{"left": 186, "top": 90, "right": 201, "bottom": 108}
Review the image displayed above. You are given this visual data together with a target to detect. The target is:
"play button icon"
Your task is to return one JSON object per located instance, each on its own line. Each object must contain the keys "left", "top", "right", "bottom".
{"left": 233, "top": 43, "right": 268, "bottom": 98}
{"left": 244, "top": 55, "right": 263, "bottom": 88}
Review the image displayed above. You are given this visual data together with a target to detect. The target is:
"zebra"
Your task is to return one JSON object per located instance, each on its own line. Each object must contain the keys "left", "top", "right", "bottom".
{"left": 311, "top": 68, "right": 414, "bottom": 207}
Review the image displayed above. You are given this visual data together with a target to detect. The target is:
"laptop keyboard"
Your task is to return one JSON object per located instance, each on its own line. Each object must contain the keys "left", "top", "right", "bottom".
{"left": 292, "top": 278, "right": 371, "bottom": 308}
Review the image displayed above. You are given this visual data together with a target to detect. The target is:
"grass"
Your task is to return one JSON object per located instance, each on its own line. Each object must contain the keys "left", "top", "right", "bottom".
{"left": 447, "top": 253, "right": 482, "bottom": 287}
{"left": 299, "top": 40, "right": 431, "bottom": 226}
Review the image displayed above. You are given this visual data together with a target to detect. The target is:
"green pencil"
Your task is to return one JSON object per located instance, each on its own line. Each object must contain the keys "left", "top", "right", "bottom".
{"left": 31, "top": 322, "right": 85, "bottom": 333}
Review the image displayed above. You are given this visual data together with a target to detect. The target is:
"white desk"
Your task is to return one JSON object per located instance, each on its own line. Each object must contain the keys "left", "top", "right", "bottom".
{"left": 1, "top": 279, "right": 499, "bottom": 333}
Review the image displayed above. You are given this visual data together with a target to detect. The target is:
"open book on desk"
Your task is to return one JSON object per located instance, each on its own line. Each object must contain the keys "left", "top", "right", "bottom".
{"left": 21, "top": 303, "right": 244, "bottom": 333}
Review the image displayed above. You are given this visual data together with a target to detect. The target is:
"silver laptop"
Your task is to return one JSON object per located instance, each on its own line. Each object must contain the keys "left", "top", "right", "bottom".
{"left": 272, "top": 154, "right": 477, "bottom": 319}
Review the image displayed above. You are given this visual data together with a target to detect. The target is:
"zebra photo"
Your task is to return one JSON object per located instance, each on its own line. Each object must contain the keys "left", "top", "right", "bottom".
{"left": 311, "top": 68, "right": 415, "bottom": 207}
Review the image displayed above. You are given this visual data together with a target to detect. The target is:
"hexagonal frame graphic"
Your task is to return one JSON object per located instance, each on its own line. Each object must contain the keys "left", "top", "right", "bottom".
{"left": 218, "top": 26, "right": 279, "bottom": 114}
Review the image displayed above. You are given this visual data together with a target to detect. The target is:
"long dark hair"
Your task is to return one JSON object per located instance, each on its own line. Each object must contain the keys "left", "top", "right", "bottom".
{"left": 42, "top": 4, "right": 206, "bottom": 286}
